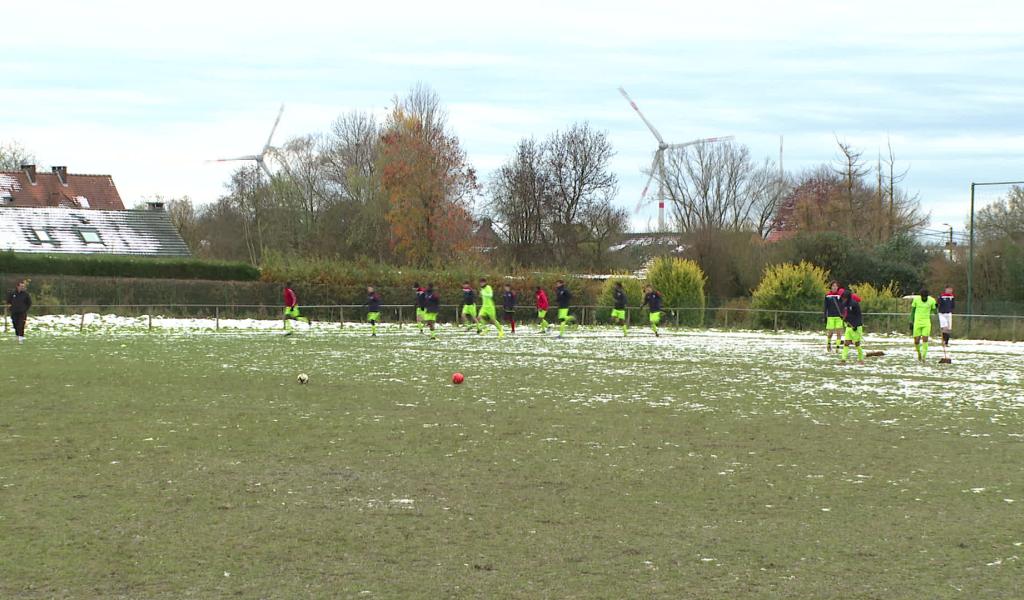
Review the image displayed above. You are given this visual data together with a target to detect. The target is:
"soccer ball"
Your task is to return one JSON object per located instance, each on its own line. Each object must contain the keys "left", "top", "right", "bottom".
{"left": 297, "top": 373, "right": 309, "bottom": 384}
{"left": 452, "top": 372, "right": 464, "bottom": 385}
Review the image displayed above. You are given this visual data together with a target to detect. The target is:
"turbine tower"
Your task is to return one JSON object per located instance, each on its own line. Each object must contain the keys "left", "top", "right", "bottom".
{"left": 618, "top": 87, "right": 732, "bottom": 230}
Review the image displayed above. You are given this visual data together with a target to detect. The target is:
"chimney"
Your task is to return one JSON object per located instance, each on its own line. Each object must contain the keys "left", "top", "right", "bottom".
{"left": 52, "top": 166, "right": 68, "bottom": 186}
{"left": 146, "top": 201, "right": 165, "bottom": 211}
{"left": 21, "top": 164, "right": 37, "bottom": 185}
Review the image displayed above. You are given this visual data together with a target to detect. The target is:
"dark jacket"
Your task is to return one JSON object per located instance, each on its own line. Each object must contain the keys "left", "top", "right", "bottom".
{"left": 556, "top": 286, "right": 571, "bottom": 309}
{"left": 938, "top": 293, "right": 955, "bottom": 314}
{"left": 6, "top": 290, "right": 31, "bottom": 313}
{"left": 642, "top": 291, "right": 663, "bottom": 312}
{"left": 462, "top": 288, "right": 475, "bottom": 305}
{"left": 843, "top": 299, "right": 863, "bottom": 329}
{"left": 365, "top": 293, "right": 382, "bottom": 312}
{"left": 824, "top": 293, "right": 843, "bottom": 318}
{"left": 613, "top": 288, "right": 627, "bottom": 310}
{"left": 502, "top": 291, "right": 516, "bottom": 312}
{"left": 425, "top": 290, "right": 440, "bottom": 312}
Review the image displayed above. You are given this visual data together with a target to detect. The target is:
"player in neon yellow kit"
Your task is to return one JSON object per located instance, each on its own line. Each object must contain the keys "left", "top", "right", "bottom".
{"left": 910, "top": 288, "right": 937, "bottom": 362}
{"left": 477, "top": 277, "right": 505, "bottom": 338}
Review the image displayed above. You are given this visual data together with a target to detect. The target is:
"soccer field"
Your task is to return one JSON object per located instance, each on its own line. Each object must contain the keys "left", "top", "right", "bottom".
{"left": 2, "top": 323, "right": 1022, "bottom": 598}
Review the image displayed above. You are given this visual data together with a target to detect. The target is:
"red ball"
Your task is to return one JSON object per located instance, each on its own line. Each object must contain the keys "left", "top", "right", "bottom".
{"left": 452, "top": 372, "right": 464, "bottom": 384}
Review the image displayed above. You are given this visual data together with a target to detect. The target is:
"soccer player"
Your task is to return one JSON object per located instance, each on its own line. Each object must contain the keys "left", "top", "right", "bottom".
{"left": 611, "top": 281, "right": 628, "bottom": 336}
{"left": 5, "top": 279, "right": 31, "bottom": 344}
{"left": 840, "top": 288, "right": 864, "bottom": 364}
{"left": 938, "top": 285, "right": 955, "bottom": 350}
{"left": 477, "top": 278, "right": 505, "bottom": 338}
{"left": 502, "top": 283, "right": 517, "bottom": 334}
{"left": 414, "top": 282, "right": 427, "bottom": 334}
{"left": 365, "top": 285, "right": 382, "bottom": 336}
{"left": 910, "top": 288, "right": 937, "bottom": 362}
{"left": 283, "top": 282, "right": 310, "bottom": 333}
{"left": 555, "top": 279, "right": 575, "bottom": 337}
{"left": 535, "top": 286, "right": 550, "bottom": 334}
{"left": 460, "top": 282, "right": 478, "bottom": 330}
{"left": 824, "top": 281, "right": 844, "bottom": 353}
{"left": 423, "top": 283, "right": 441, "bottom": 340}
{"left": 641, "top": 284, "right": 663, "bottom": 337}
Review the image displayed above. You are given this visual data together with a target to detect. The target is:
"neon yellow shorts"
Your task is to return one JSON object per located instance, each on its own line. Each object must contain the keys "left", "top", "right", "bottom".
{"left": 537, "top": 309, "right": 547, "bottom": 319}
{"left": 610, "top": 308, "right": 626, "bottom": 321}
{"left": 844, "top": 325, "right": 863, "bottom": 342}
{"left": 284, "top": 306, "right": 301, "bottom": 319}
{"left": 649, "top": 311, "right": 662, "bottom": 325}
{"left": 557, "top": 308, "right": 571, "bottom": 321}
{"left": 479, "top": 305, "right": 497, "bottom": 320}
{"left": 913, "top": 323, "right": 931, "bottom": 337}
{"left": 367, "top": 312, "right": 381, "bottom": 322}
{"left": 462, "top": 305, "right": 477, "bottom": 317}
{"left": 826, "top": 316, "right": 844, "bottom": 330}
{"left": 424, "top": 312, "right": 437, "bottom": 322}
{"left": 416, "top": 307, "right": 426, "bottom": 319}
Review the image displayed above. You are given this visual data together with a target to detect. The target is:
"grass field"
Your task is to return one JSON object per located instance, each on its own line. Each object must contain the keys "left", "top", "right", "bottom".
{"left": 2, "top": 321, "right": 1023, "bottom": 598}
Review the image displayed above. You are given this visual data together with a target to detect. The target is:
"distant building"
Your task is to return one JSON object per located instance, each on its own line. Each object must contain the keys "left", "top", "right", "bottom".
{"left": 0, "top": 165, "right": 190, "bottom": 257}
{"left": 0, "top": 165, "right": 124, "bottom": 210}
{"left": 471, "top": 218, "right": 501, "bottom": 253}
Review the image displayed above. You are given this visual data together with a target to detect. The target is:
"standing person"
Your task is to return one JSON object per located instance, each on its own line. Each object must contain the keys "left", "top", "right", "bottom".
{"left": 502, "top": 283, "right": 517, "bottom": 334}
{"left": 611, "top": 281, "right": 629, "bottom": 336}
{"left": 477, "top": 278, "right": 505, "bottom": 338}
{"left": 938, "top": 286, "right": 955, "bottom": 350}
{"left": 6, "top": 279, "right": 31, "bottom": 344}
{"left": 824, "top": 281, "right": 845, "bottom": 353}
{"left": 535, "top": 286, "right": 550, "bottom": 334}
{"left": 460, "top": 282, "right": 478, "bottom": 330}
{"left": 414, "top": 283, "right": 427, "bottom": 334}
{"left": 910, "top": 288, "right": 937, "bottom": 362}
{"left": 365, "top": 285, "right": 382, "bottom": 337}
{"left": 423, "top": 283, "right": 441, "bottom": 340}
{"left": 840, "top": 288, "right": 865, "bottom": 365}
{"left": 283, "top": 282, "right": 310, "bottom": 333}
{"left": 641, "top": 285, "right": 663, "bottom": 337}
{"left": 555, "top": 279, "right": 575, "bottom": 337}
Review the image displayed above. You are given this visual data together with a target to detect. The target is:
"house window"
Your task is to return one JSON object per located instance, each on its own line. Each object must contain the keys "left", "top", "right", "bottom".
{"left": 33, "top": 228, "right": 52, "bottom": 242}
{"left": 79, "top": 229, "right": 103, "bottom": 244}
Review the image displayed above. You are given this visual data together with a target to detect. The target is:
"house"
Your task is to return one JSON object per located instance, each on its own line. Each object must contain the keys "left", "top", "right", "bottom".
{"left": 0, "top": 165, "right": 124, "bottom": 210}
{"left": 0, "top": 165, "right": 190, "bottom": 257}
{"left": 471, "top": 218, "right": 501, "bottom": 253}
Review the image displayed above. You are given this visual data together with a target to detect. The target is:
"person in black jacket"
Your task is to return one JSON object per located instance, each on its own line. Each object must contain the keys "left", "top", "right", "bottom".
{"left": 840, "top": 289, "right": 864, "bottom": 364}
{"left": 938, "top": 286, "right": 955, "bottom": 349}
{"left": 6, "top": 279, "right": 31, "bottom": 344}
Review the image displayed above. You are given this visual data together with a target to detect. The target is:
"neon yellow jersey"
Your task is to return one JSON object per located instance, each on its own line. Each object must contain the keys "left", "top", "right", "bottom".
{"left": 480, "top": 285, "right": 495, "bottom": 309}
{"left": 911, "top": 296, "right": 937, "bottom": 325}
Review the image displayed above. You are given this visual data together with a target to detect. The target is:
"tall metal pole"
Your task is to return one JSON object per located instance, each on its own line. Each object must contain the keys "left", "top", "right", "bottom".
{"left": 967, "top": 183, "right": 975, "bottom": 336}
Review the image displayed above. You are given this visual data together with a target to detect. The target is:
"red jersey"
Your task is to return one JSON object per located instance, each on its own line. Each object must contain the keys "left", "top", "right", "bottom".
{"left": 535, "top": 289, "right": 549, "bottom": 310}
{"left": 284, "top": 287, "right": 297, "bottom": 308}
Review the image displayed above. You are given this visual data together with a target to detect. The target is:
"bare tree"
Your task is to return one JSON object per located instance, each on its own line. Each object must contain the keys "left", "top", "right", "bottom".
{"left": 488, "top": 138, "right": 551, "bottom": 262}
{"left": 0, "top": 141, "right": 36, "bottom": 170}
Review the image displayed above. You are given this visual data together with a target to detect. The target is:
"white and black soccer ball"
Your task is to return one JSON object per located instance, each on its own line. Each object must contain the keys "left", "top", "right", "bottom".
{"left": 297, "top": 373, "right": 309, "bottom": 384}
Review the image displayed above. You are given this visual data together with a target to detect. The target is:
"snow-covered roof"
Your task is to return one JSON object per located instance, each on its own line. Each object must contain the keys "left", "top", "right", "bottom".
{"left": 0, "top": 206, "right": 190, "bottom": 257}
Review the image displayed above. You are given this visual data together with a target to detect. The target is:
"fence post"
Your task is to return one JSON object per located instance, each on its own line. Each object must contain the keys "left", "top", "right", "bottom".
{"left": 724, "top": 309, "right": 729, "bottom": 329}
{"left": 1013, "top": 317, "right": 1017, "bottom": 342}
{"left": 340, "top": 306, "right": 344, "bottom": 328}
{"left": 80, "top": 311, "right": 85, "bottom": 333}
{"left": 773, "top": 311, "right": 779, "bottom": 331}
{"left": 215, "top": 306, "right": 220, "bottom": 331}
{"left": 675, "top": 309, "right": 680, "bottom": 327}
{"left": 148, "top": 313, "right": 152, "bottom": 331}
{"left": 3, "top": 306, "right": 7, "bottom": 333}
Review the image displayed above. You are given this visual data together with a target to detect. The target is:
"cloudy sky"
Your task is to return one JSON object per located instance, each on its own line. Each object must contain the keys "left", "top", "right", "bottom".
{"left": 2, "top": 0, "right": 1022, "bottom": 239}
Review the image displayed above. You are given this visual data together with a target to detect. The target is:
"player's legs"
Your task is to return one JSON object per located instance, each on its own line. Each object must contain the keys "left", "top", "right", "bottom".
{"left": 650, "top": 310, "right": 661, "bottom": 336}
{"left": 13, "top": 312, "right": 26, "bottom": 341}
{"left": 537, "top": 309, "right": 548, "bottom": 333}
{"left": 558, "top": 308, "right": 570, "bottom": 336}
{"left": 939, "top": 313, "right": 952, "bottom": 347}
{"left": 367, "top": 311, "right": 381, "bottom": 336}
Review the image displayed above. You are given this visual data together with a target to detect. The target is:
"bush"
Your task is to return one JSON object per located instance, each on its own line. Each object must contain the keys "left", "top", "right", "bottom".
{"left": 751, "top": 261, "right": 829, "bottom": 329}
{"left": 0, "top": 251, "right": 259, "bottom": 281}
{"left": 646, "top": 257, "right": 707, "bottom": 326}
{"left": 849, "top": 282, "right": 901, "bottom": 314}
{"left": 596, "top": 275, "right": 645, "bottom": 322}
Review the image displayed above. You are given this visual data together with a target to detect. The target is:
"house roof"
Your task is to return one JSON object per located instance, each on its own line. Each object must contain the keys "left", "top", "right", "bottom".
{"left": 0, "top": 206, "right": 190, "bottom": 257}
{"left": 0, "top": 170, "right": 125, "bottom": 210}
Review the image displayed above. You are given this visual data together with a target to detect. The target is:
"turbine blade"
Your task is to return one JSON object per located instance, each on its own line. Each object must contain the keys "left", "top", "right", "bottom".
{"left": 258, "top": 158, "right": 274, "bottom": 181}
{"left": 635, "top": 152, "right": 662, "bottom": 213}
{"left": 618, "top": 86, "right": 665, "bottom": 144}
{"left": 209, "top": 155, "right": 260, "bottom": 162}
{"left": 262, "top": 104, "right": 285, "bottom": 154}
{"left": 669, "top": 135, "right": 734, "bottom": 149}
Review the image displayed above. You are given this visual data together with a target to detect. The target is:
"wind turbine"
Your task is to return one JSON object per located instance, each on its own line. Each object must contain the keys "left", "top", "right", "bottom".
{"left": 618, "top": 87, "right": 732, "bottom": 231}
{"left": 211, "top": 104, "right": 285, "bottom": 180}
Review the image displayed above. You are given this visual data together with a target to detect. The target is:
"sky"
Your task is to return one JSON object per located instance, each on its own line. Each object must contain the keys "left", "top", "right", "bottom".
{"left": 2, "top": 0, "right": 1022, "bottom": 241}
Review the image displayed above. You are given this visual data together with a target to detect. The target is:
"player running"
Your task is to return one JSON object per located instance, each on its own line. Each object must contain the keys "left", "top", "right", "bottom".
{"left": 365, "top": 285, "right": 382, "bottom": 337}
{"left": 824, "top": 281, "right": 844, "bottom": 353}
{"left": 611, "top": 281, "right": 628, "bottom": 336}
{"left": 414, "top": 282, "right": 427, "bottom": 334}
{"left": 555, "top": 279, "right": 575, "bottom": 337}
{"left": 460, "top": 282, "right": 478, "bottom": 330}
{"left": 477, "top": 278, "right": 505, "bottom": 338}
{"left": 840, "top": 288, "right": 864, "bottom": 365}
{"left": 938, "top": 285, "right": 955, "bottom": 351}
{"left": 5, "top": 279, "right": 31, "bottom": 344}
{"left": 283, "top": 282, "right": 310, "bottom": 333}
{"left": 641, "top": 285, "right": 663, "bottom": 337}
{"left": 502, "top": 283, "right": 517, "bottom": 334}
{"left": 535, "top": 286, "right": 550, "bottom": 334}
{"left": 910, "top": 288, "right": 937, "bottom": 362}
{"left": 423, "top": 283, "right": 440, "bottom": 340}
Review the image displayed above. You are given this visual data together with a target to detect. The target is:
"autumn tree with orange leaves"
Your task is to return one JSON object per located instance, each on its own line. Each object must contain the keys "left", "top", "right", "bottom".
{"left": 378, "top": 84, "right": 479, "bottom": 266}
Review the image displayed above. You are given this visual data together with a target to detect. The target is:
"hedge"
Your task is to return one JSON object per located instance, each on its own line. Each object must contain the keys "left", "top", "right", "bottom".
{"left": 646, "top": 257, "right": 707, "bottom": 326}
{"left": 751, "top": 261, "right": 829, "bottom": 329}
{"left": 0, "top": 251, "right": 259, "bottom": 281}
